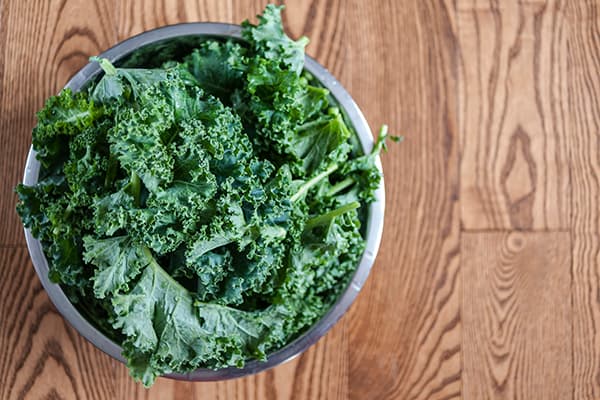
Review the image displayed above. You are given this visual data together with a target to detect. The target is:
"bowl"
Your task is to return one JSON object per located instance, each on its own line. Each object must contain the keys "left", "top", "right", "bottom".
{"left": 22, "top": 23, "right": 385, "bottom": 381}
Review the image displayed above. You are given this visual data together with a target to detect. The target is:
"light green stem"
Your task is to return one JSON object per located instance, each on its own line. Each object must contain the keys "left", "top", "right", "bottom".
{"left": 290, "top": 164, "right": 338, "bottom": 203}
{"left": 142, "top": 246, "right": 192, "bottom": 295}
{"left": 104, "top": 155, "right": 118, "bottom": 188}
{"left": 130, "top": 172, "right": 141, "bottom": 207}
{"left": 90, "top": 56, "right": 117, "bottom": 76}
{"left": 326, "top": 177, "right": 355, "bottom": 197}
{"left": 305, "top": 201, "right": 360, "bottom": 230}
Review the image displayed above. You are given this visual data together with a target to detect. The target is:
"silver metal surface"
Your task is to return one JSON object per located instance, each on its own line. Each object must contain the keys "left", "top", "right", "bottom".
{"left": 22, "top": 23, "right": 385, "bottom": 381}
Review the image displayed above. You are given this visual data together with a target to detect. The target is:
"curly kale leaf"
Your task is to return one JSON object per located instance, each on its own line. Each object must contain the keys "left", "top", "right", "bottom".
{"left": 291, "top": 107, "right": 351, "bottom": 175}
{"left": 91, "top": 56, "right": 167, "bottom": 103}
{"left": 32, "top": 89, "right": 105, "bottom": 169}
{"left": 242, "top": 4, "right": 308, "bottom": 76}
{"left": 108, "top": 83, "right": 175, "bottom": 192}
{"left": 18, "top": 88, "right": 109, "bottom": 290}
{"left": 340, "top": 125, "right": 401, "bottom": 202}
{"left": 83, "top": 236, "right": 149, "bottom": 299}
{"left": 183, "top": 41, "right": 247, "bottom": 102}
{"left": 237, "top": 7, "right": 354, "bottom": 177}
{"left": 16, "top": 180, "right": 86, "bottom": 288}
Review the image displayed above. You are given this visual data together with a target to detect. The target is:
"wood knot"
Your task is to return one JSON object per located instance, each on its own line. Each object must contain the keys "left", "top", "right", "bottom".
{"left": 500, "top": 126, "right": 537, "bottom": 230}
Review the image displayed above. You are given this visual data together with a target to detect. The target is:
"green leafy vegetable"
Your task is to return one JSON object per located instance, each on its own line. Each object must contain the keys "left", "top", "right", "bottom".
{"left": 16, "top": 4, "right": 398, "bottom": 387}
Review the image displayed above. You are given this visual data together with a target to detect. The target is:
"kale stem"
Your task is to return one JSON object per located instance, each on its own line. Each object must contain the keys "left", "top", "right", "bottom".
{"left": 104, "top": 155, "right": 118, "bottom": 189}
{"left": 90, "top": 56, "right": 117, "bottom": 76}
{"left": 290, "top": 164, "right": 338, "bottom": 203}
{"left": 64, "top": 204, "right": 73, "bottom": 220}
{"left": 304, "top": 201, "right": 360, "bottom": 230}
{"left": 142, "top": 246, "right": 192, "bottom": 297}
{"left": 326, "top": 177, "right": 355, "bottom": 197}
{"left": 191, "top": 236, "right": 237, "bottom": 259}
{"left": 130, "top": 171, "right": 141, "bottom": 207}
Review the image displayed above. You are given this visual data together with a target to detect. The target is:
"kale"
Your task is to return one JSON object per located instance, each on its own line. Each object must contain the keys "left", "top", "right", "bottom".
{"left": 15, "top": 4, "right": 398, "bottom": 387}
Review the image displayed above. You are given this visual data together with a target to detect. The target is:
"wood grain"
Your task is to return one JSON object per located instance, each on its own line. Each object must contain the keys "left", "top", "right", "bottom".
{"left": 0, "top": 0, "right": 116, "bottom": 246}
{"left": 567, "top": 1, "right": 600, "bottom": 399}
{"left": 117, "top": 0, "right": 233, "bottom": 40}
{"left": 458, "top": 0, "right": 569, "bottom": 231}
{"left": 572, "top": 233, "right": 600, "bottom": 400}
{"left": 462, "top": 232, "right": 572, "bottom": 400}
{"left": 282, "top": 0, "right": 348, "bottom": 82}
{"left": 345, "top": 1, "right": 461, "bottom": 399}
{"left": 0, "top": 248, "right": 126, "bottom": 400}
{"left": 566, "top": 0, "right": 600, "bottom": 234}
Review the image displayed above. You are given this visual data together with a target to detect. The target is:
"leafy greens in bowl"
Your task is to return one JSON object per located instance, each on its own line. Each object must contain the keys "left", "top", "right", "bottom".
{"left": 16, "top": 5, "right": 395, "bottom": 387}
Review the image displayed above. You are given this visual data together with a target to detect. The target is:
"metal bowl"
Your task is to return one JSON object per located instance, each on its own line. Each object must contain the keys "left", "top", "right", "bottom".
{"left": 22, "top": 23, "right": 385, "bottom": 381}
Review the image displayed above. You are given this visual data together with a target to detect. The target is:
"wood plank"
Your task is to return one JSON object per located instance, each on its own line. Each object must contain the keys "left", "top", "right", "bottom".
{"left": 566, "top": 0, "right": 600, "bottom": 234}
{"left": 572, "top": 233, "right": 600, "bottom": 399}
{"left": 457, "top": 0, "right": 569, "bottom": 230}
{"left": 0, "top": 0, "right": 116, "bottom": 246}
{"left": 462, "top": 232, "right": 572, "bottom": 400}
{"left": 566, "top": 1, "right": 600, "bottom": 398}
{"left": 344, "top": 1, "right": 461, "bottom": 399}
{"left": 0, "top": 0, "right": 6, "bottom": 136}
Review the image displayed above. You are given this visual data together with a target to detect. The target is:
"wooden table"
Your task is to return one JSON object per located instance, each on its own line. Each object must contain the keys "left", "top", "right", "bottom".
{"left": 0, "top": 1, "right": 598, "bottom": 399}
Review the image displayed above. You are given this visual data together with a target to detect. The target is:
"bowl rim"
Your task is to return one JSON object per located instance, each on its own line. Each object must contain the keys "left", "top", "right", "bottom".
{"left": 22, "top": 22, "right": 385, "bottom": 381}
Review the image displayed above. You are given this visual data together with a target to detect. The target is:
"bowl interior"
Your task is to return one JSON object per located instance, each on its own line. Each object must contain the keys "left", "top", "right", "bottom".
{"left": 23, "top": 23, "right": 385, "bottom": 381}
